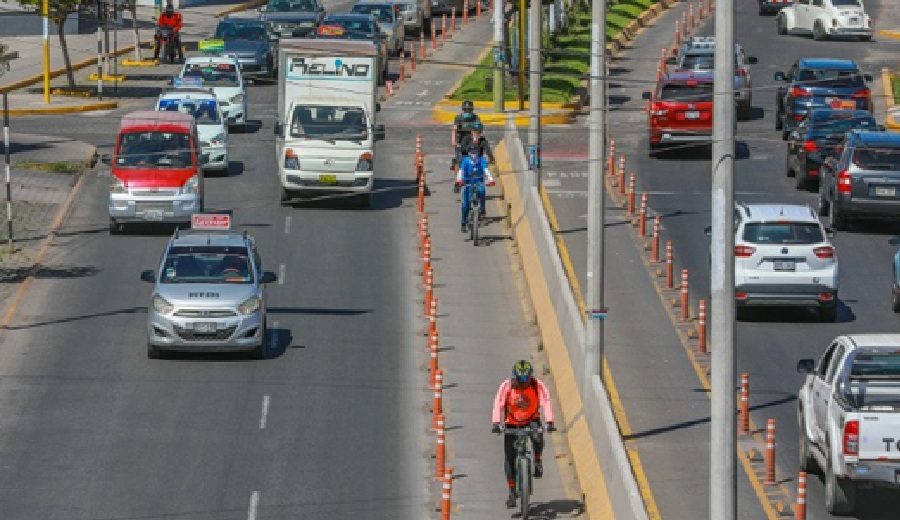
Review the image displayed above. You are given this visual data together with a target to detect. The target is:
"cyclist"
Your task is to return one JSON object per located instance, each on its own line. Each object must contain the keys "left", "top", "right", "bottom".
{"left": 451, "top": 100, "right": 482, "bottom": 148}
{"left": 153, "top": 2, "right": 184, "bottom": 62}
{"left": 458, "top": 121, "right": 495, "bottom": 164}
{"left": 491, "top": 360, "right": 556, "bottom": 508}
{"left": 456, "top": 144, "right": 494, "bottom": 233}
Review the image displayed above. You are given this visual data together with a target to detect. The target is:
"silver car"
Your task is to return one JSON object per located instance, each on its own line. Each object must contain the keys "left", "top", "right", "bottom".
{"left": 351, "top": 2, "right": 405, "bottom": 56}
{"left": 670, "top": 36, "right": 758, "bottom": 120}
{"left": 378, "top": 0, "right": 425, "bottom": 36}
{"left": 140, "top": 217, "right": 277, "bottom": 359}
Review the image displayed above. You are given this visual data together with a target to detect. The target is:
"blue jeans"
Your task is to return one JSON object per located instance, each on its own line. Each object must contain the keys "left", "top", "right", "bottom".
{"left": 460, "top": 182, "right": 486, "bottom": 226}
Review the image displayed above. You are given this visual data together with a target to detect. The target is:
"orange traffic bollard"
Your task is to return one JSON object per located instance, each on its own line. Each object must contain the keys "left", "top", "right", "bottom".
{"left": 424, "top": 268, "right": 433, "bottom": 315}
{"left": 431, "top": 19, "right": 437, "bottom": 49}
{"left": 451, "top": 7, "right": 456, "bottom": 34}
{"left": 411, "top": 46, "right": 417, "bottom": 72}
{"left": 399, "top": 58, "right": 406, "bottom": 82}
{"left": 420, "top": 32, "right": 427, "bottom": 59}
{"left": 739, "top": 372, "right": 750, "bottom": 436}
{"left": 386, "top": 80, "right": 394, "bottom": 96}
{"left": 417, "top": 177, "right": 425, "bottom": 213}
{"left": 428, "top": 331, "right": 439, "bottom": 380}
{"left": 651, "top": 216, "right": 661, "bottom": 262}
{"left": 476, "top": 0, "right": 481, "bottom": 17}
{"left": 626, "top": 173, "right": 636, "bottom": 216}
{"left": 463, "top": 0, "right": 468, "bottom": 25}
{"left": 765, "top": 418, "right": 776, "bottom": 486}
{"left": 608, "top": 138, "right": 616, "bottom": 177}
{"left": 674, "top": 21, "right": 681, "bottom": 48}
{"left": 665, "top": 240, "right": 674, "bottom": 289}
{"left": 432, "top": 369, "right": 443, "bottom": 427}
{"left": 682, "top": 12, "right": 689, "bottom": 37}
{"left": 638, "top": 193, "right": 648, "bottom": 237}
{"left": 680, "top": 268, "right": 690, "bottom": 321}
{"left": 617, "top": 156, "right": 626, "bottom": 195}
{"left": 441, "top": 467, "right": 453, "bottom": 520}
{"left": 428, "top": 297, "right": 438, "bottom": 338}
{"left": 435, "top": 414, "right": 446, "bottom": 477}
{"left": 421, "top": 237, "right": 431, "bottom": 275}
{"left": 442, "top": 15, "right": 447, "bottom": 45}
{"left": 795, "top": 471, "right": 807, "bottom": 520}
{"left": 689, "top": 4, "right": 695, "bottom": 30}
{"left": 697, "top": 298, "right": 707, "bottom": 354}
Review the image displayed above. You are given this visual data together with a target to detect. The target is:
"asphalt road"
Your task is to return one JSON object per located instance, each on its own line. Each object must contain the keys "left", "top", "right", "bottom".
{"left": 539, "top": 0, "right": 900, "bottom": 518}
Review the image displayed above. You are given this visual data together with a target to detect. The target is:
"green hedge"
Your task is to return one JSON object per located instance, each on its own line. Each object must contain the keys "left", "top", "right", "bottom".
{"left": 893, "top": 75, "right": 900, "bottom": 105}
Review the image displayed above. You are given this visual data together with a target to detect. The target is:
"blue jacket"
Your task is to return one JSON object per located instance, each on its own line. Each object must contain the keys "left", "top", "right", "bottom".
{"left": 457, "top": 155, "right": 491, "bottom": 184}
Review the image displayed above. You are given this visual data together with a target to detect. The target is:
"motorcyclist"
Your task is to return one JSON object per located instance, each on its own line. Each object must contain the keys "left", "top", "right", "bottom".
{"left": 154, "top": 2, "right": 184, "bottom": 62}
{"left": 455, "top": 144, "right": 494, "bottom": 233}
{"left": 458, "top": 121, "right": 494, "bottom": 164}
{"left": 451, "top": 99, "right": 482, "bottom": 150}
{"left": 491, "top": 360, "right": 556, "bottom": 509}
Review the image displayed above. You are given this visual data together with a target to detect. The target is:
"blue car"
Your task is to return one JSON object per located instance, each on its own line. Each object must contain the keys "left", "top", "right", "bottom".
{"left": 785, "top": 108, "right": 878, "bottom": 190}
{"left": 774, "top": 58, "right": 873, "bottom": 140}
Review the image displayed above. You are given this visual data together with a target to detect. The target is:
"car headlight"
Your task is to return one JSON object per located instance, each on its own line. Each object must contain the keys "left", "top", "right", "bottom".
{"left": 211, "top": 132, "right": 226, "bottom": 146}
{"left": 180, "top": 174, "right": 200, "bottom": 195}
{"left": 238, "top": 295, "right": 261, "bottom": 315}
{"left": 110, "top": 176, "right": 127, "bottom": 194}
{"left": 356, "top": 152, "right": 373, "bottom": 171}
{"left": 152, "top": 294, "right": 174, "bottom": 314}
{"left": 230, "top": 93, "right": 244, "bottom": 104}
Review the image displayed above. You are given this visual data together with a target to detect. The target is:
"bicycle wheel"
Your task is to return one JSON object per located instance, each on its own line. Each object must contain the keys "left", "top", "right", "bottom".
{"left": 517, "top": 456, "right": 531, "bottom": 518}
{"left": 471, "top": 204, "right": 479, "bottom": 246}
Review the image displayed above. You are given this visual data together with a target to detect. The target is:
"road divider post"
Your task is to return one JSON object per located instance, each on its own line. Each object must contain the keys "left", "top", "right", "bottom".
{"left": 424, "top": 267, "right": 434, "bottom": 315}
{"left": 463, "top": 0, "right": 468, "bottom": 25}
{"left": 674, "top": 21, "right": 681, "bottom": 51}
{"left": 626, "top": 173, "right": 636, "bottom": 216}
{"left": 411, "top": 45, "right": 417, "bottom": 72}
{"left": 795, "top": 471, "right": 806, "bottom": 520}
{"left": 420, "top": 33, "right": 427, "bottom": 59}
{"left": 651, "top": 216, "right": 661, "bottom": 262}
{"left": 400, "top": 55, "right": 407, "bottom": 82}
{"left": 431, "top": 19, "right": 437, "bottom": 49}
{"left": 442, "top": 15, "right": 447, "bottom": 46}
{"left": 617, "top": 155, "right": 626, "bottom": 195}
{"left": 476, "top": 0, "right": 481, "bottom": 17}
{"left": 765, "top": 418, "right": 776, "bottom": 485}
{"left": 689, "top": 4, "right": 695, "bottom": 31}
{"left": 680, "top": 268, "right": 689, "bottom": 321}
{"left": 441, "top": 467, "right": 453, "bottom": 520}
{"left": 435, "top": 413, "right": 446, "bottom": 477}
{"left": 638, "top": 193, "right": 648, "bottom": 237}
{"left": 432, "top": 369, "right": 444, "bottom": 428}
{"left": 739, "top": 372, "right": 750, "bottom": 435}
{"left": 451, "top": 6, "right": 456, "bottom": 34}
{"left": 428, "top": 296, "right": 438, "bottom": 338}
{"left": 608, "top": 139, "right": 616, "bottom": 177}
{"left": 697, "top": 298, "right": 707, "bottom": 353}
{"left": 429, "top": 331, "right": 439, "bottom": 382}
{"left": 682, "top": 12, "right": 689, "bottom": 37}
{"left": 665, "top": 240, "right": 674, "bottom": 289}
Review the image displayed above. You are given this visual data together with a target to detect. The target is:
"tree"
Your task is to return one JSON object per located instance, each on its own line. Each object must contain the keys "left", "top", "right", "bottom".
{"left": 9, "top": 0, "right": 83, "bottom": 89}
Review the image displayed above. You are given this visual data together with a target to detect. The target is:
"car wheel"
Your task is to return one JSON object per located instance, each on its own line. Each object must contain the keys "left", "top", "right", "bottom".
{"left": 735, "top": 306, "right": 748, "bottom": 321}
{"left": 859, "top": 35, "right": 872, "bottom": 42}
{"left": 819, "top": 302, "right": 837, "bottom": 322}
{"left": 892, "top": 290, "right": 900, "bottom": 313}
{"left": 147, "top": 342, "right": 161, "bottom": 359}
{"left": 818, "top": 188, "right": 830, "bottom": 216}
{"left": 251, "top": 319, "right": 268, "bottom": 359}
{"left": 795, "top": 170, "right": 808, "bottom": 190}
{"left": 813, "top": 21, "right": 826, "bottom": 41}
{"left": 798, "top": 408, "right": 817, "bottom": 473}
{"left": 354, "top": 193, "right": 372, "bottom": 209}
{"left": 825, "top": 453, "right": 856, "bottom": 515}
{"left": 781, "top": 130, "right": 791, "bottom": 141}
{"left": 831, "top": 202, "right": 848, "bottom": 231}
{"left": 776, "top": 15, "right": 787, "bottom": 35}
{"left": 109, "top": 218, "right": 120, "bottom": 235}
{"left": 648, "top": 142, "right": 659, "bottom": 158}
{"left": 775, "top": 111, "right": 783, "bottom": 130}
{"left": 738, "top": 101, "right": 752, "bottom": 121}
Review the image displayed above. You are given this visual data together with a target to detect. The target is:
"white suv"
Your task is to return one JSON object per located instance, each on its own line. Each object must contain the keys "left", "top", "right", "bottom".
{"left": 732, "top": 203, "right": 839, "bottom": 321}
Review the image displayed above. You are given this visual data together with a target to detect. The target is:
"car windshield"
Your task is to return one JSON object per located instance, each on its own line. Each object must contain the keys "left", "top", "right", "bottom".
{"left": 289, "top": 105, "right": 368, "bottom": 140}
{"left": 830, "top": 0, "right": 861, "bottom": 6}
{"left": 810, "top": 115, "right": 875, "bottom": 134}
{"left": 742, "top": 222, "right": 823, "bottom": 244}
{"left": 161, "top": 246, "right": 254, "bottom": 284}
{"left": 351, "top": 5, "right": 395, "bottom": 23}
{"left": 851, "top": 147, "right": 900, "bottom": 171}
{"left": 680, "top": 54, "right": 714, "bottom": 70}
{"left": 181, "top": 63, "right": 240, "bottom": 87}
{"left": 158, "top": 98, "right": 220, "bottom": 124}
{"left": 266, "top": 0, "right": 317, "bottom": 11}
{"left": 116, "top": 131, "right": 193, "bottom": 169}
{"left": 320, "top": 19, "right": 375, "bottom": 37}
{"left": 659, "top": 83, "right": 713, "bottom": 102}
{"left": 850, "top": 351, "right": 900, "bottom": 379}
{"left": 796, "top": 68, "right": 864, "bottom": 88}
{"left": 215, "top": 22, "right": 267, "bottom": 41}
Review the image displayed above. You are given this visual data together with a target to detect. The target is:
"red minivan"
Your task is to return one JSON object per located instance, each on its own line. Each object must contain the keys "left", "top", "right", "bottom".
{"left": 643, "top": 70, "right": 714, "bottom": 157}
{"left": 105, "top": 111, "right": 203, "bottom": 233}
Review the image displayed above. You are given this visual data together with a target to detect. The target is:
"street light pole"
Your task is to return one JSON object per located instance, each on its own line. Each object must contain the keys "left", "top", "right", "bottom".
{"left": 584, "top": 0, "right": 606, "bottom": 392}
{"left": 710, "top": 0, "right": 737, "bottom": 518}
{"left": 528, "top": 0, "right": 541, "bottom": 187}
{"left": 492, "top": 0, "right": 504, "bottom": 111}
{"left": 517, "top": 0, "right": 526, "bottom": 110}
{"left": 42, "top": 0, "right": 50, "bottom": 104}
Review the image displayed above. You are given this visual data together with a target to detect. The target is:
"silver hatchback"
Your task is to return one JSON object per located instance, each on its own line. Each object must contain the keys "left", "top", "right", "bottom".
{"left": 140, "top": 216, "right": 277, "bottom": 358}
{"left": 670, "top": 36, "right": 758, "bottom": 120}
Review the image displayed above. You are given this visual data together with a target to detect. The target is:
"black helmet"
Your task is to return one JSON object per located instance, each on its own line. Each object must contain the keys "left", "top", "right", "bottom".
{"left": 462, "top": 100, "right": 474, "bottom": 113}
{"left": 512, "top": 360, "right": 533, "bottom": 384}
{"left": 165, "top": 2, "right": 174, "bottom": 13}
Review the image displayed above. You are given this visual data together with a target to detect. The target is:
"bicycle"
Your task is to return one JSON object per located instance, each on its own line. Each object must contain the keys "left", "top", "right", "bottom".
{"left": 496, "top": 423, "right": 549, "bottom": 519}
{"left": 461, "top": 180, "right": 485, "bottom": 246}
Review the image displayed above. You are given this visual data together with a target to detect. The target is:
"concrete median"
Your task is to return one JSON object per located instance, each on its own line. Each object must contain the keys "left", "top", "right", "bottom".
{"left": 494, "top": 118, "right": 649, "bottom": 520}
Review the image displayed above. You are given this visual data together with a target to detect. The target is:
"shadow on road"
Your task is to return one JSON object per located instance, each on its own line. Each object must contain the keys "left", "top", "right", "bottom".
{"left": 1, "top": 305, "right": 145, "bottom": 331}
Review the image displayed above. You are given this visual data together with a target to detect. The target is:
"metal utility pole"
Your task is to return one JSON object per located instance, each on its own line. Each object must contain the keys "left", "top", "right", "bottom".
{"left": 584, "top": 0, "right": 606, "bottom": 392}
{"left": 527, "top": 0, "right": 541, "bottom": 187}
{"left": 42, "top": 0, "right": 50, "bottom": 104}
{"left": 4, "top": 93, "right": 12, "bottom": 252}
{"left": 710, "top": 0, "right": 737, "bottom": 518}
{"left": 517, "top": 0, "right": 526, "bottom": 110}
{"left": 492, "top": 0, "right": 504, "bottom": 111}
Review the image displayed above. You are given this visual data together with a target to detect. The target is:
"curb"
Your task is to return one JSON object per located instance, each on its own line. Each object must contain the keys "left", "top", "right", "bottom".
{"left": 432, "top": 101, "right": 576, "bottom": 126}
{"left": 0, "top": 101, "right": 119, "bottom": 117}
{"left": 881, "top": 67, "right": 900, "bottom": 131}
{"left": 216, "top": 0, "right": 267, "bottom": 18}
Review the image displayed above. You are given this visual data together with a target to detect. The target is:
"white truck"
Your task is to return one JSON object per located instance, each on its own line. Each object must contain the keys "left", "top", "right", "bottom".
{"left": 274, "top": 39, "right": 385, "bottom": 208}
{"left": 797, "top": 334, "right": 900, "bottom": 514}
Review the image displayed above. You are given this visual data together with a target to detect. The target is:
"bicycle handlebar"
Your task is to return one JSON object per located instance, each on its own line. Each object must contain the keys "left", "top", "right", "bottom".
{"left": 495, "top": 425, "right": 549, "bottom": 435}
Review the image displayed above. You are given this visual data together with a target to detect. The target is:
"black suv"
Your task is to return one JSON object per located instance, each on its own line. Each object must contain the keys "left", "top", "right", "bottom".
{"left": 819, "top": 130, "right": 900, "bottom": 230}
{"left": 785, "top": 108, "right": 877, "bottom": 190}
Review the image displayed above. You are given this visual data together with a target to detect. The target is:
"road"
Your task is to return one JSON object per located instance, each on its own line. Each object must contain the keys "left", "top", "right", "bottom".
{"left": 539, "top": 0, "right": 900, "bottom": 518}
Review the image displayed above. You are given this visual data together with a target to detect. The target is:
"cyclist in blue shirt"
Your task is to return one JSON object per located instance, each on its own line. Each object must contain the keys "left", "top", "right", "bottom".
{"left": 455, "top": 145, "right": 495, "bottom": 233}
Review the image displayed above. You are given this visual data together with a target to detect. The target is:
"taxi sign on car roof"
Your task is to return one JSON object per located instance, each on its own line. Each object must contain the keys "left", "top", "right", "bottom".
{"left": 198, "top": 38, "right": 226, "bottom": 54}
{"left": 174, "top": 76, "right": 204, "bottom": 88}
{"left": 191, "top": 213, "right": 231, "bottom": 230}
{"left": 318, "top": 24, "right": 346, "bottom": 36}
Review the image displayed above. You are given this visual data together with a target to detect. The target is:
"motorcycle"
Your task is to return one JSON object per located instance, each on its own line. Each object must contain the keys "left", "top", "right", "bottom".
{"left": 156, "top": 26, "right": 179, "bottom": 64}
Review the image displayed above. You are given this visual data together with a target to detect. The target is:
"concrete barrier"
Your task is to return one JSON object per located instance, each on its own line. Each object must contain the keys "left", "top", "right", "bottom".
{"left": 497, "top": 117, "right": 649, "bottom": 520}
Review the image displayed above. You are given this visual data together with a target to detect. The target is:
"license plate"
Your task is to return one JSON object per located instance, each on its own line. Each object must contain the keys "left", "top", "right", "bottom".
{"left": 684, "top": 111, "right": 700, "bottom": 119}
{"left": 849, "top": 17, "right": 859, "bottom": 25}
{"left": 319, "top": 174, "right": 337, "bottom": 184}
{"left": 774, "top": 260, "right": 795, "bottom": 271}
{"left": 194, "top": 322, "right": 217, "bottom": 333}
{"left": 143, "top": 209, "right": 164, "bottom": 221}
{"left": 875, "top": 186, "right": 897, "bottom": 197}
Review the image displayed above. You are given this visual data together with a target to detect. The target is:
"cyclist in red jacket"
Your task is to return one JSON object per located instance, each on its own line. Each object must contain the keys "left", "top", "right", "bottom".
{"left": 491, "top": 360, "right": 556, "bottom": 508}
{"left": 153, "top": 3, "right": 184, "bottom": 62}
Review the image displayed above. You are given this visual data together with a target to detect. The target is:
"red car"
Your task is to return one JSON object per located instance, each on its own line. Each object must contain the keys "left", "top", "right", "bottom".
{"left": 643, "top": 70, "right": 714, "bottom": 157}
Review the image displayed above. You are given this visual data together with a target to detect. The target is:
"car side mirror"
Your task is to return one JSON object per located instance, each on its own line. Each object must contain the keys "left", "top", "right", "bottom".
{"left": 274, "top": 121, "right": 284, "bottom": 137}
{"left": 140, "top": 269, "right": 156, "bottom": 283}
{"left": 100, "top": 153, "right": 112, "bottom": 165}
{"left": 641, "top": 91, "right": 652, "bottom": 100}
{"left": 375, "top": 124, "right": 386, "bottom": 141}
{"left": 796, "top": 359, "right": 815, "bottom": 374}
{"left": 864, "top": 74, "right": 873, "bottom": 82}
{"left": 825, "top": 227, "right": 836, "bottom": 238}
{"left": 260, "top": 271, "right": 277, "bottom": 284}
{"left": 774, "top": 71, "right": 785, "bottom": 81}
{"left": 703, "top": 225, "right": 711, "bottom": 237}
{"left": 889, "top": 236, "right": 900, "bottom": 246}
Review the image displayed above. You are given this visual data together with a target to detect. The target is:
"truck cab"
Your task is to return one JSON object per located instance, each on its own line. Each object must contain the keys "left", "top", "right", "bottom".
{"left": 105, "top": 111, "right": 203, "bottom": 233}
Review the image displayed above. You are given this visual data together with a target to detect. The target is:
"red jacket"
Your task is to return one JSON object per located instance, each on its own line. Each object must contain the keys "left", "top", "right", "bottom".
{"left": 158, "top": 12, "right": 183, "bottom": 32}
{"left": 491, "top": 377, "right": 554, "bottom": 426}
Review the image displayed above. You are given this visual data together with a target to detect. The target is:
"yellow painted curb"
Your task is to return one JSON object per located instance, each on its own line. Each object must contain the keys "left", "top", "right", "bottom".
{"left": 216, "top": 0, "right": 267, "bottom": 17}
{"left": 121, "top": 59, "right": 159, "bottom": 67}
{"left": 439, "top": 99, "right": 578, "bottom": 110}
{"left": 87, "top": 73, "right": 126, "bottom": 83}
{"left": 0, "top": 101, "right": 118, "bottom": 117}
{"left": 879, "top": 29, "right": 900, "bottom": 39}
{"left": 0, "top": 43, "right": 145, "bottom": 94}
{"left": 432, "top": 103, "right": 575, "bottom": 126}
{"left": 50, "top": 88, "right": 94, "bottom": 98}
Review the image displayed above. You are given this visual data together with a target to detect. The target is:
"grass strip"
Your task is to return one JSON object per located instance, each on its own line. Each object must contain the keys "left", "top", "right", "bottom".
{"left": 893, "top": 75, "right": 900, "bottom": 105}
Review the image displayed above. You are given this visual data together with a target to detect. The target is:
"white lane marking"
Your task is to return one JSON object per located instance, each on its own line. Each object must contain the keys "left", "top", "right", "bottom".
{"left": 542, "top": 179, "right": 561, "bottom": 187}
{"left": 416, "top": 89, "right": 429, "bottom": 96}
{"left": 284, "top": 215, "right": 291, "bottom": 235}
{"left": 269, "top": 321, "right": 279, "bottom": 350}
{"left": 278, "top": 264, "right": 286, "bottom": 285}
{"left": 259, "top": 395, "right": 270, "bottom": 429}
{"left": 248, "top": 491, "right": 259, "bottom": 520}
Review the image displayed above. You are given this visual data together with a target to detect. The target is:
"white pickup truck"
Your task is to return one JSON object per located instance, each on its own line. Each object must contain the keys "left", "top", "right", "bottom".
{"left": 797, "top": 334, "right": 900, "bottom": 514}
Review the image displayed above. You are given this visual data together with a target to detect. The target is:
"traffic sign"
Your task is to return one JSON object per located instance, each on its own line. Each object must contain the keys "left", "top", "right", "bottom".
{"left": 588, "top": 308, "right": 608, "bottom": 320}
{"left": 191, "top": 213, "right": 231, "bottom": 230}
